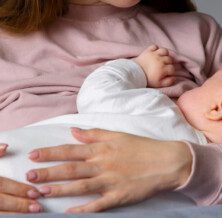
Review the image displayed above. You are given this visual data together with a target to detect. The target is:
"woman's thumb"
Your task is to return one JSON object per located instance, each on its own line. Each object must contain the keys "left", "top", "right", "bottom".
{"left": 70, "top": 128, "right": 122, "bottom": 143}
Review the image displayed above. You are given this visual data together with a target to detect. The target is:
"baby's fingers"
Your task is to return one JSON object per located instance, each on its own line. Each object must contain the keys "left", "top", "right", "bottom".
{"left": 161, "top": 76, "right": 176, "bottom": 87}
{"left": 164, "top": 65, "right": 176, "bottom": 76}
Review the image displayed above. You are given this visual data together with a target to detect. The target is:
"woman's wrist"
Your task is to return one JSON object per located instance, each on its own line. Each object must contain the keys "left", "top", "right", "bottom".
{"left": 156, "top": 140, "right": 193, "bottom": 191}
{"left": 171, "top": 141, "right": 193, "bottom": 189}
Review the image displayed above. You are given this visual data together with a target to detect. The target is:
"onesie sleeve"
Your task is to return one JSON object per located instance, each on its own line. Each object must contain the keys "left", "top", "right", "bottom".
{"left": 76, "top": 59, "right": 149, "bottom": 114}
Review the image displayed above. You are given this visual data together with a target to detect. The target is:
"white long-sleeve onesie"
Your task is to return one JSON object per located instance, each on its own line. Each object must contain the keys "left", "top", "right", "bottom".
{"left": 77, "top": 59, "right": 206, "bottom": 145}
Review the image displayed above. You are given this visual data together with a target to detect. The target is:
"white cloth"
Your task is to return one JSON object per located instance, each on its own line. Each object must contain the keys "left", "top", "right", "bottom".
{"left": 77, "top": 59, "right": 207, "bottom": 144}
{"left": 0, "top": 59, "right": 207, "bottom": 212}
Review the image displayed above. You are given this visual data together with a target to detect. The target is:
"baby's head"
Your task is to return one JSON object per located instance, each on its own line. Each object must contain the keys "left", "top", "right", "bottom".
{"left": 177, "top": 70, "right": 222, "bottom": 143}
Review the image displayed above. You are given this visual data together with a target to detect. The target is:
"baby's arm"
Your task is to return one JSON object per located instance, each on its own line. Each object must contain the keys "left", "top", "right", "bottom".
{"left": 77, "top": 58, "right": 151, "bottom": 114}
{"left": 77, "top": 45, "right": 176, "bottom": 114}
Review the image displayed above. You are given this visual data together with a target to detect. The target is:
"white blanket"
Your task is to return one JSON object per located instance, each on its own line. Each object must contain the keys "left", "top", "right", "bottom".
{"left": 0, "top": 106, "right": 205, "bottom": 212}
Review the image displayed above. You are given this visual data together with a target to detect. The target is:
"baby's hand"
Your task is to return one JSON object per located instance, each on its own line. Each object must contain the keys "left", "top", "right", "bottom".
{"left": 135, "top": 45, "right": 176, "bottom": 88}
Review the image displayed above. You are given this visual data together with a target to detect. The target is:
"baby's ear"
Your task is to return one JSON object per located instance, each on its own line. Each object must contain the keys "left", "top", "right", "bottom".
{"left": 205, "top": 98, "right": 222, "bottom": 121}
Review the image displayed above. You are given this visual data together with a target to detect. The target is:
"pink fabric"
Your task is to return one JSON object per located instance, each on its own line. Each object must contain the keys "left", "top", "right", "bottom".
{"left": 0, "top": 3, "right": 222, "bottom": 206}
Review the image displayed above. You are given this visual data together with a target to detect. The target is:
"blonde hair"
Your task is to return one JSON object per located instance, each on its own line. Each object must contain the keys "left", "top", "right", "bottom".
{"left": 0, "top": 0, "right": 196, "bottom": 34}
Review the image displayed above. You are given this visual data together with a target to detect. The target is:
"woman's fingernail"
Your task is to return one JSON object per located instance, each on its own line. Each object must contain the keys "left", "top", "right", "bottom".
{"left": 26, "top": 171, "right": 38, "bottom": 181}
{"left": 29, "top": 203, "right": 43, "bottom": 213}
{"left": 38, "top": 186, "right": 51, "bottom": 195}
{"left": 0, "top": 144, "right": 8, "bottom": 150}
{"left": 27, "top": 190, "right": 41, "bottom": 199}
{"left": 70, "top": 127, "right": 82, "bottom": 133}
{"left": 28, "top": 150, "right": 39, "bottom": 160}
{"left": 0, "top": 144, "right": 8, "bottom": 157}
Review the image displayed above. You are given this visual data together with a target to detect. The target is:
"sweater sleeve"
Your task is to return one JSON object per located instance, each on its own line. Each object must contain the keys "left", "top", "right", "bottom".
{"left": 77, "top": 59, "right": 150, "bottom": 115}
{"left": 175, "top": 141, "right": 222, "bottom": 205}
{"left": 175, "top": 16, "right": 222, "bottom": 206}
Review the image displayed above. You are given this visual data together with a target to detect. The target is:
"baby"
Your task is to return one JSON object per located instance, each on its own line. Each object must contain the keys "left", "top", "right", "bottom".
{"left": 77, "top": 44, "right": 222, "bottom": 144}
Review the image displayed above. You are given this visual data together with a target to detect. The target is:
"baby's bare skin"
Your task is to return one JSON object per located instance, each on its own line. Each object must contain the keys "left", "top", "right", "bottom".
{"left": 135, "top": 45, "right": 176, "bottom": 88}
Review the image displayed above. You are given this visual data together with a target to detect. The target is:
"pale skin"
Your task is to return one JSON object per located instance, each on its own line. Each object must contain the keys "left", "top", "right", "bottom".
{"left": 177, "top": 69, "right": 222, "bottom": 144}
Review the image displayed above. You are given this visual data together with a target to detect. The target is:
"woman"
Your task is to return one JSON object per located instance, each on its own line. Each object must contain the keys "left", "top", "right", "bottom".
{"left": 0, "top": 0, "right": 221, "bottom": 213}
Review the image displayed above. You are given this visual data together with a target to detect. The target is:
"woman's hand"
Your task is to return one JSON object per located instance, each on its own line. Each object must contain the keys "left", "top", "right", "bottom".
{"left": 0, "top": 144, "right": 42, "bottom": 213}
{"left": 27, "top": 128, "right": 192, "bottom": 213}
{"left": 0, "top": 177, "right": 42, "bottom": 214}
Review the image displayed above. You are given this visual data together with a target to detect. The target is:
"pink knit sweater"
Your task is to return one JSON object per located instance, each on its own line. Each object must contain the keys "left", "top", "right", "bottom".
{"left": 0, "top": 3, "right": 222, "bottom": 206}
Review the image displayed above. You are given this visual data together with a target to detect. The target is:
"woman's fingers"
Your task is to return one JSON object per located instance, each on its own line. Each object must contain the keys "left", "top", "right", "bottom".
{"left": 0, "top": 211, "right": 17, "bottom": 214}
{"left": 28, "top": 128, "right": 126, "bottom": 163}
{"left": 70, "top": 128, "right": 124, "bottom": 143}
{"left": 0, "top": 144, "right": 8, "bottom": 157}
{"left": 26, "top": 162, "right": 100, "bottom": 183}
{"left": 66, "top": 188, "right": 142, "bottom": 213}
{"left": 0, "top": 177, "right": 42, "bottom": 213}
{"left": 0, "top": 193, "right": 42, "bottom": 213}
{"left": 37, "top": 178, "right": 105, "bottom": 197}
{"left": 29, "top": 144, "right": 93, "bottom": 162}
{"left": 0, "top": 177, "right": 40, "bottom": 199}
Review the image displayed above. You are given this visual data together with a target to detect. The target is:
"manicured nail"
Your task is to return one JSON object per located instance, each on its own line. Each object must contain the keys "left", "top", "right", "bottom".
{"left": 26, "top": 171, "right": 38, "bottom": 181}
{"left": 27, "top": 190, "right": 41, "bottom": 199}
{"left": 29, "top": 203, "right": 43, "bottom": 213}
{"left": 70, "top": 127, "right": 82, "bottom": 133}
{"left": 28, "top": 150, "right": 39, "bottom": 160}
{"left": 38, "top": 186, "right": 51, "bottom": 195}
{"left": 0, "top": 144, "right": 8, "bottom": 157}
{"left": 0, "top": 144, "right": 8, "bottom": 150}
